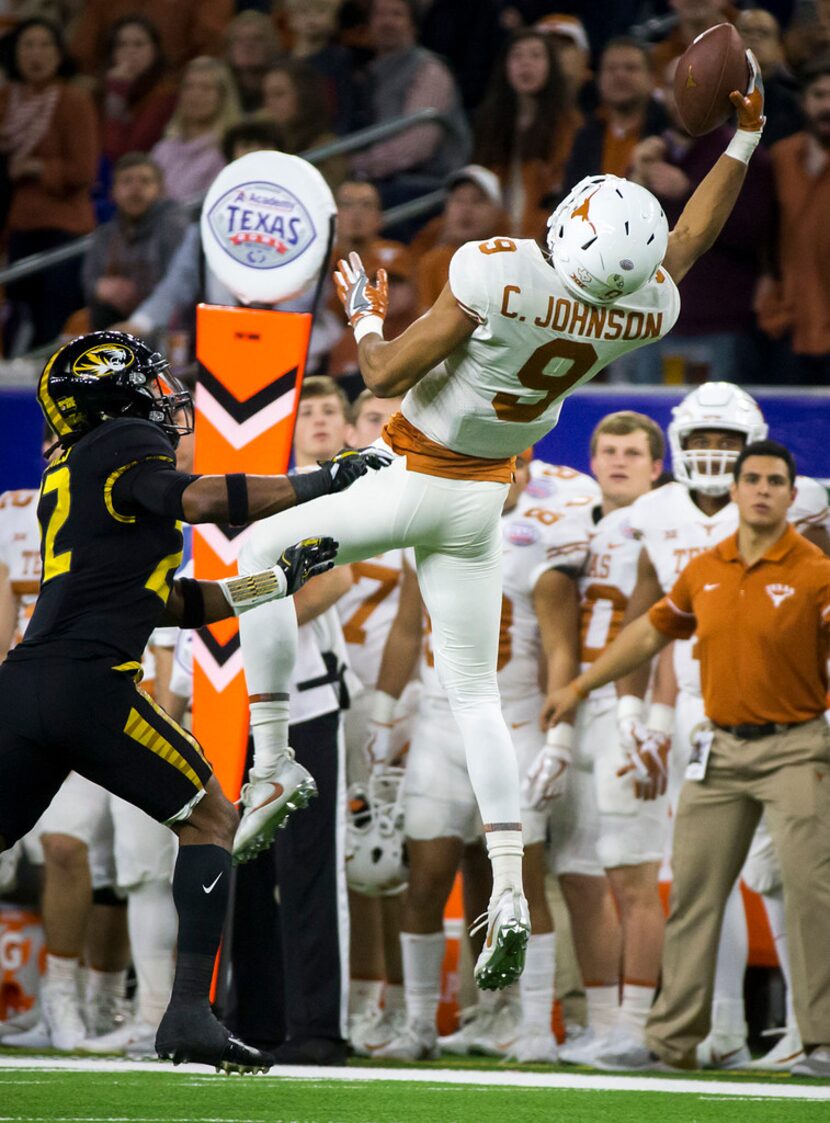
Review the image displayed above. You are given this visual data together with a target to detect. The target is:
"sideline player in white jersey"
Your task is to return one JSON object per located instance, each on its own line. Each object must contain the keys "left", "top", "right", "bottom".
{"left": 610, "top": 382, "right": 830, "bottom": 1071}
{"left": 334, "top": 389, "right": 417, "bottom": 1047}
{"left": 365, "top": 452, "right": 595, "bottom": 1061}
{"left": 232, "top": 65, "right": 766, "bottom": 989}
{"left": 522, "top": 413, "right": 668, "bottom": 1064}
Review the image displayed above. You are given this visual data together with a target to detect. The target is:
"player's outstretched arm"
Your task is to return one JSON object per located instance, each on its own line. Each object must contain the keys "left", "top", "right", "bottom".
{"left": 334, "top": 251, "right": 476, "bottom": 398}
{"left": 547, "top": 613, "right": 671, "bottom": 725}
{"left": 159, "top": 536, "right": 339, "bottom": 627}
{"left": 179, "top": 447, "right": 393, "bottom": 525}
{"left": 662, "top": 49, "right": 765, "bottom": 285}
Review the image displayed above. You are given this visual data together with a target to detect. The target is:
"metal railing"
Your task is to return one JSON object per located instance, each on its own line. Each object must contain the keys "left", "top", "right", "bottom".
{"left": 0, "top": 108, "right": 451, "bottom": 289}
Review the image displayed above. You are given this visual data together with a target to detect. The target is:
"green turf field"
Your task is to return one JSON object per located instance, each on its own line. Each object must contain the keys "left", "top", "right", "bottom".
{"left": 1, "top": 1059, "right": 828, "bottom": 1123}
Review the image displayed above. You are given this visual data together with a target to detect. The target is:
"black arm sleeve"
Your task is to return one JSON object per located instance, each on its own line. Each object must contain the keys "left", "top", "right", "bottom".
{"left": 112, "top": 460, "right": 199, "bottom": 519}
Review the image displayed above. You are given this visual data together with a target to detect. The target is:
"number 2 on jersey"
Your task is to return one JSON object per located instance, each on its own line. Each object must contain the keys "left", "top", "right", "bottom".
{"left": 42, "top": 466, "right": 72, "bottom": 584}
{"left": 493, "top": 339, "right": 598, "bottom": 423}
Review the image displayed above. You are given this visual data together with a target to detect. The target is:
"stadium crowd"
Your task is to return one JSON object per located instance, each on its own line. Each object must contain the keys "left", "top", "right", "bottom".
{"left": 0, "top": 0, "right": 830, "bottom": 1085}
{"left": 0, "top": 1, "right": 827, "bottom": 384}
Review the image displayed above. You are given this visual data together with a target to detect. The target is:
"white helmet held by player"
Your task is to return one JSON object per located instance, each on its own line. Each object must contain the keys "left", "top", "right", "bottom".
{"left": 546, "top": 174, "right": 669, "bottom": 305}
{"left": 669, "top": 382, "right": 768, "bottom": 497}
{"left": 345, "top": 768, "right": 408, "bottom": 897}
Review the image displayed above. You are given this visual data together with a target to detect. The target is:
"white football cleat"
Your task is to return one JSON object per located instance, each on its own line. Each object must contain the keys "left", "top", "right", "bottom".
{"left": 0, "top": 1003, "right": 42, "bottom": 1039}
{"left": 591, "top": 1041, "right": 679, "bottom": 1072}
{"left": 85, "top": 989, "right": 130, "bottom": 1039}
{"left": 594, "top": 1028, "right": 652, "bottom": 1070}
{"left": 371, "top": 1020, "right": 438, "bottom": 1061}
{"left": 505, "top": 1028, "right": 559, "bottom": 1063}
{"left": 558, "top": 1025, "right": 606, "bottom": 1065}
{"left": 81, "top": 1017, "right": 157, "bottom": 1057}
{"left": 472, "top": 889, "right": 530, "bottom": 991}
{"left": 1, "top": 1017, "right": 52, "bottom": 1049}
{"left": 696, "top": 1030, "right": 751, "bottom": 1069}
{"left": 746, "top": 1026, "right": 805, "bottom": 1071}
{"left": 791, "top": 1047, "right": 830, "bottom": 1078}
{"left": 351, "top": 1006, "right": 406, "bottom": 1056}
{"left": 41, "top": 978, "right": 89, "bottom": 1052}
{"left": 233, "top": 752, "right": 317, "bottom": 864}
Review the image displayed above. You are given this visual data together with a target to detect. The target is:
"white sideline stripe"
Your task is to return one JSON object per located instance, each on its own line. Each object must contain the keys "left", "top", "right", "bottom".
{"left": 0, "top": 1057, "right": 827, "bottom": 1100}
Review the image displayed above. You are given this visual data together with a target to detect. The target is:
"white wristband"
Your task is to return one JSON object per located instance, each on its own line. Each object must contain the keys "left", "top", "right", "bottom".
{"left": 354, "top": 314, "right": 385, "bottom": 344}
{"left": 546, "top": 722, "right": 574, "bottom": 754}
{"left": 370, "top": 689, "right": 397, "bottom": 724}
{"left": 725, "top": 128, "right": 761, "bottom": 166}
{"left": 617, "top": 694, "right": 646, "bottom": 723}
{"left": 646, "top": 703, "right": 675, "bottom": 736}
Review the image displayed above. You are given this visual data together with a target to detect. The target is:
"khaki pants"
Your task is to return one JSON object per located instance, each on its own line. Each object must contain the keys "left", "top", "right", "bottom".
{"left": 646, "top": 718, "right": 830, "bottom": 1068}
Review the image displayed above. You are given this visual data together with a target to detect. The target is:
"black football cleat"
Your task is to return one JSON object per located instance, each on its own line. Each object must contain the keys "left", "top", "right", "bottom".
{"left": 156, "top": 1003, "right": 274, "bottom": 1075}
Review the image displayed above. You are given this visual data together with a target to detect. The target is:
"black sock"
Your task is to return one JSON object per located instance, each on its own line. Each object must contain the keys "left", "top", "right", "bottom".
{"left": 170, "top": 844, "right": 231, "bottom": 1003}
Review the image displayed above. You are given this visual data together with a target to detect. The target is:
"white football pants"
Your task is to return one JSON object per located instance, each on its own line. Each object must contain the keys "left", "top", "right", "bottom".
{"left": 238, "top": 450, "right": 522, "bottom": 827}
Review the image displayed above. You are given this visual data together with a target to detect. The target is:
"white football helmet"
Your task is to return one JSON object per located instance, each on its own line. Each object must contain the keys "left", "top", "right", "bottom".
{"left": 546, "top": 174, "right": 668, "bottom": 305}
{"left": 669, "top": 382, "right": 768, "bottom": 496}
{"left": 345, "top": 768, "right": 408, "bottom": 897}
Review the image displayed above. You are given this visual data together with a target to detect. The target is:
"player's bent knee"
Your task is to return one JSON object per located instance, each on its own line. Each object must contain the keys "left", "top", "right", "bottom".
{"left": 42, "top": 832, "right": 89, "bottom": 872}
{"left": 176, "top": 777, "right": 237, "bottom": 847}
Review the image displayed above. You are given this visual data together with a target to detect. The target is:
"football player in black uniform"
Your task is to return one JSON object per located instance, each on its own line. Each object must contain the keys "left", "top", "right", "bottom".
{"left": 0, "top": 331, "right": 391, "bottom": 1073}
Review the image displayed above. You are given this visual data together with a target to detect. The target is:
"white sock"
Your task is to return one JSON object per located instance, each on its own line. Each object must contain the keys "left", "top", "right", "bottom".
{"left": 400, "top": 932, "right": 444, "bottom": 1031}
{"left": 617, "top": 982, "right": 656, "bottom": 1041}
{"left": 350, "top": 978, "right": 383, "bottom": 1018}
{"left": 46, "top": 953, "right": 80, "bottom": 989}
{"left": 485, "top": 830, "right": 524, "bottom": 899}
{"left": 127, "top": 880, "right": 176, "bottom": 1028}
{"left": 763, "top": 887, "right": 796, "bottom": 1028}
{"left": 519, "top": 933, "right": 555, "bottom": 1034}
{"left": 249, "top": 699, "right": 290, "bottom": 774}
{"left": 85, "top": 968, "right": 127, "bottom": 1002}
{"left": 712, "top": 882, "right": 748, "bottom": 1038}
{"left": 383, "top": 982, "right": 405, "bottom": 1014}
{"left": 586, "top": 984, "right": 619, "bottom": 1037}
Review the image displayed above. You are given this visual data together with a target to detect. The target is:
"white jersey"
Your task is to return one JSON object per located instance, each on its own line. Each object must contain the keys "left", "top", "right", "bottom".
{"left": 402, "top": 238, "right": 680, "bottom": 459}
{"left": 528, "top": 460, "right": 601, "bottom": 506}
{"left": 336, "top": 547, "right": 415, "bottom": 687}
{"left": 0, "top": 489, "right": 41, "bottom": 647}
{"left": 577, "top": 503, "right": 643, "bottom": 705}
{"left": 630, "top": 477, "right": 829, "bottom": 695}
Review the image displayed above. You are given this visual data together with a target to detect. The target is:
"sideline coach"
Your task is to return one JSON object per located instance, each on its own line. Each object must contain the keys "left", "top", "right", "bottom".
{"left": 549, "top": 439, "right": 830, "bottom": 1075}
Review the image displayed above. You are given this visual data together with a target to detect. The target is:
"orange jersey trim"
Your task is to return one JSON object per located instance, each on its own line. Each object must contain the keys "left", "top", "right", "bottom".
{"left": 382, "top": 412, "right": 515, "bottom": 484}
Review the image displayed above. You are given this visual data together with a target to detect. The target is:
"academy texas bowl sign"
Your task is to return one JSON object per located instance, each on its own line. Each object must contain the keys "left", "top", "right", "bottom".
{"left": 201, "top": 151, "right": 336, "bottom": 305}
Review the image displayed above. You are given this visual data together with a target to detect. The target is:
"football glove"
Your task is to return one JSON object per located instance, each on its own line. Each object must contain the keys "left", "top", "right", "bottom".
{"left": 219, "top": 536, "right": 338, "bottom": 612}
{"left": 522, "top": 724, "right": 573, "bottom": 809}
{"left": 364, "top": 690, "right": 399, "bottom": 772}
{"left": 616, "top": 694, "right": 647, "bottom": 758}
{"left": 333, "top": 251, "right": 388, "bottom": 342}
{"left": 730, "top": 49, "right": 765, "bottom": 132}
{"left": 616, "top": 703, "right": 674, "bottom": 801}
{"left": 290, "top": 446, "right": 394, "bottom": 504}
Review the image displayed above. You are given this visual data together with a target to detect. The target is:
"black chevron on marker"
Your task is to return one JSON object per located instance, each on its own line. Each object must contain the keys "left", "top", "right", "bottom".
{"left": 198, "top": 627, "right": 241, "bottom": 667}
{"left": 197, "top": 363, "right": 298, "bottom": 424}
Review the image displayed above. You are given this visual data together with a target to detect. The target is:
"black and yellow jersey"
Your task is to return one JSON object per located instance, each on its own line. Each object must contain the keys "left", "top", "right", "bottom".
{"left": 11, "top": 418, "right": 187, "bottom": 664}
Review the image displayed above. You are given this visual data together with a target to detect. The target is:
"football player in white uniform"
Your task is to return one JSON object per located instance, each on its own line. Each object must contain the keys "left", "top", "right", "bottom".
{"left": 523, "top": 412, "right": 668, "bottom": 1063}
{"left": 608, "top": 382, "right": 829, "bottom": 1071}
{"left": 233, "top": 69, "right": 766, "bottom": 989}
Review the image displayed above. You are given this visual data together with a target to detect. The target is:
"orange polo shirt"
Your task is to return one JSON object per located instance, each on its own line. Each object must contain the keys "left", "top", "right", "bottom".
{"left": 649, "top": 525, "right": 830, "bottom": 726}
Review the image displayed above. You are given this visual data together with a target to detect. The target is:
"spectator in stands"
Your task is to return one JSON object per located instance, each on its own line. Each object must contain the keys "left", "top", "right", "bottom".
{"left": 151, "top": 58, "right": 240, "bottom": 203}
{"left": 332, "top": 178, "right": 404, "bottom": 272}
{"left": 784, "top": 0, "right": 830, "bottom": 74}
{"left": 81, "top": 153, "right": 189, "bottom": 332}
{"left": 650, "top": 0, "right": 734, "bottom": 79}
{"left": 283, "top": 0, "right": 356, "bottom": 135}
{"left": 535, "top": 12, "right": 595, "bottom": 113}
{"left": 414, "top": 166, "right": 505, "bottom": 311}
{"left": 349, "top": 0, "right": 470, "bottom": 208}
{"left": 100, "top": 16, "right": 177, "bottom": 165}
{"left": 620, "top": 57, "right": 774, "bottom": 385}
{"left": 473, "top": 28, "right": 580, "bottom": 241}
{"left": 261, "top": 58, "right": 346, "bottom": 190}
{"left": 736, "top": 8, "right": 804, "bottom": 147}
{"left": 417, "top": 0, "right": 505, "bottom": 112}
{"left": 70, "top": 0, "right": 233, "bottom": 77}
{"left": 328, "top": 244, "right": 418, "bottom": 397}
{"left": 223, "top": 10, "right": 279, "bottom": 113}
{"left": 0, "top": 17, "right": 97, "bottom": 351}
{"left": 756, "top": 59, "right": 830, "bottom": 386}
{"left": 566, "top": 36, "right": 669, "bottom": 184}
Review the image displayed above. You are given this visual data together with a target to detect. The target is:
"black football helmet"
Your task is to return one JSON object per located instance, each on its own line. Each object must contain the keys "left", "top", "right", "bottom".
{"left": 37, "top": 331, "right": 194, "bottom": 446}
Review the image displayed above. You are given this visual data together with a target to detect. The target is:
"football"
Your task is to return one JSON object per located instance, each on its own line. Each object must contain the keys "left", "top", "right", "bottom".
{"left": 673, "top": 22, "right": 750, "bottom": 137}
